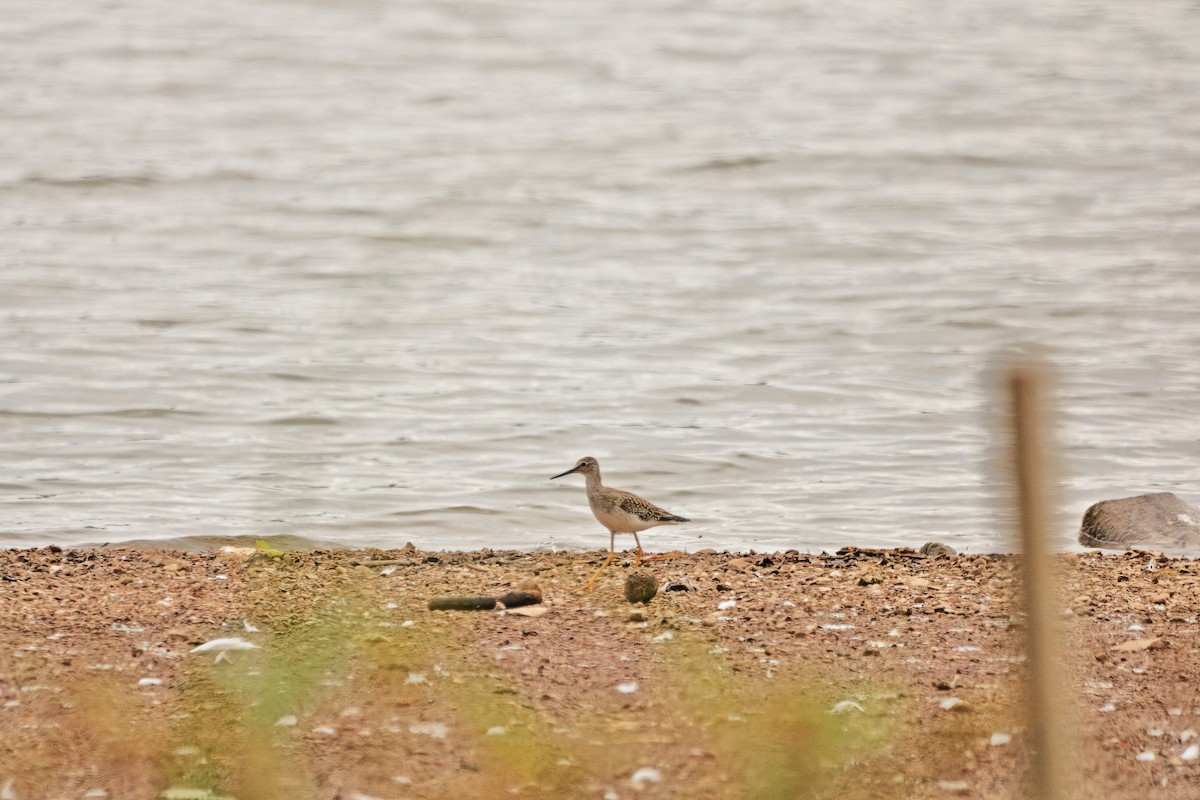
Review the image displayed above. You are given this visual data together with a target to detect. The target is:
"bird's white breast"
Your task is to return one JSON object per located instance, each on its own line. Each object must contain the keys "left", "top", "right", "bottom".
{"left": 590, "top": 501, "right": 655, "bottom": 534}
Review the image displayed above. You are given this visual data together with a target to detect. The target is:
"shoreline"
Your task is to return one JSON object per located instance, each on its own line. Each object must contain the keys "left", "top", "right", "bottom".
{"left": 2, "top": 546, "right": 1197, "bottom": 798}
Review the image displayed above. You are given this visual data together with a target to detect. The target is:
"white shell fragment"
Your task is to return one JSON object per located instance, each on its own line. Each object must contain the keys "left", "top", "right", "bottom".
{"left": 485, "top": 726, "right": 506, "bottom": 736}
{"left": 939, "top": 698, "right": 970, "bottom": 712}
{"left": 616, "top": 681, "right": 639, "bottom": 694}
{"left": 629, "top": 767, "right": 663, "bottom": 788}
{"left": 829, "top": 701, "right": 865, "bottom": 714}
{"left": 190, "top": 638, "right": 259, "bottom": 654}
{"left": 1136, "top": 750, "right": 1156, "bottom": 762}
{"left": 990, "top": 732, "right": 1011, "bottom": 747}
{"left": 138, "top": 677, "right": 163, "bottom": 687}
{"left": 276, "top": 715, "right": 298, "bottom": 727}
{"left": 1181, "top": 744, "right": 1200, "bottom": 762}
{"left": 717, "top": 600, "right": 737, "bottom": 611}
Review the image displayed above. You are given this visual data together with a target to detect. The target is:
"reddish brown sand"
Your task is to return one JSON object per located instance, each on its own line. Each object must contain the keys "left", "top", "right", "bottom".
{"left": 1, "top": 545, "right": 1199, "bottom": 799}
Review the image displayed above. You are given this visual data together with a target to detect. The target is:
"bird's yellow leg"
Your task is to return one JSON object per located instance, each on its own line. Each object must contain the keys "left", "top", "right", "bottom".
{"left": 582, "top": 532, "right": 617, "bottom": 592}
{"left": 583, "top": 551, "right": 614, "bottom": 591}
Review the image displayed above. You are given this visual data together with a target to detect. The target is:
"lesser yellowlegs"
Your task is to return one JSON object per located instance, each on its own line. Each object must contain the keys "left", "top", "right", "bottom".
{"left": 550, "top": 456, "right": 690, "bottom": 590}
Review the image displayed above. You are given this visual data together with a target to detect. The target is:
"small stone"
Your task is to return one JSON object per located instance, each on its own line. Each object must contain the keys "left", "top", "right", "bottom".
{"left": 1112, "top": 638, "right": 1165, "bottom": 652}
{"left": 857, "top": 570, "right": 883, "bottom": 586}
{"left": 497, "top": 589, "right": 542, "bottom": 608}
{"left": 505, "top": 606, "right": 548, "bottom": 618}
{"left": 624, "top": 573, "right": 657, "bottom": 605}
{"left": 919, "top": 542, "right": 956, "bottom": 558}
{"left": 662, "top": 578, "right": 696, "bottom": 592}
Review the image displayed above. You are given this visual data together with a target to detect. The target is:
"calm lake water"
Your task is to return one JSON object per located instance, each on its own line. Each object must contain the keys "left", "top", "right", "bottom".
{"left": 2, "top": 1, "right": 1199, "bottom": 554}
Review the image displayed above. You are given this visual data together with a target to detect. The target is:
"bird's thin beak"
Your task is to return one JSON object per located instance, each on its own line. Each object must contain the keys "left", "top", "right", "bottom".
{"left": 550, "top": 466, "right": 578, "bottom": 480}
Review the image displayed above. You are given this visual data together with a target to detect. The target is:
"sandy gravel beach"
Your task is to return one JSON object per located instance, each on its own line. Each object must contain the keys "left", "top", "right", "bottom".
{"left": 2, "top": 545, "right": 1198, "bottom": 799}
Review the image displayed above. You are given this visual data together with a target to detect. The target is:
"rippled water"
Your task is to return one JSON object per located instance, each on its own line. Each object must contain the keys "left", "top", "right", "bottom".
{"left": 3, "top": 1, "right": 1199, "bottom": 553}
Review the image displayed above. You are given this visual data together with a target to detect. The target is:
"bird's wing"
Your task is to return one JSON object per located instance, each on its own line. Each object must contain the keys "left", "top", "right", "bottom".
{"left": 613, "top": 490, "right": 689, "bottom": 523}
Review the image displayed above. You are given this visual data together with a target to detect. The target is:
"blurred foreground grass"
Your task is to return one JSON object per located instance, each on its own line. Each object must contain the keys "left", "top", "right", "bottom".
{"left": 69, "top": 573, "right": 914, "bottom": 800}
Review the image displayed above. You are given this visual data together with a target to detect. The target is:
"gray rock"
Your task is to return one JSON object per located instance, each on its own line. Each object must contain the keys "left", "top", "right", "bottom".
{"left": 1079, "top": 492, "right": 1200, "bottom": 549}
{"left": 919, "top": 542, "right": 956, "bottom": 558}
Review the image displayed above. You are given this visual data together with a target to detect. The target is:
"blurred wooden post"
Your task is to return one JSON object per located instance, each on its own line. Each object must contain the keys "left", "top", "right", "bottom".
{"left": 1008, "top": 363, "right": 1072, "bottom": 800}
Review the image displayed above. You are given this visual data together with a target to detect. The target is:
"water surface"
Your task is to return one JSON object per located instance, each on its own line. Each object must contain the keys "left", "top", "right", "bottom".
{"left": 3, "top": 1, "right": 1199, "bottom": 553}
